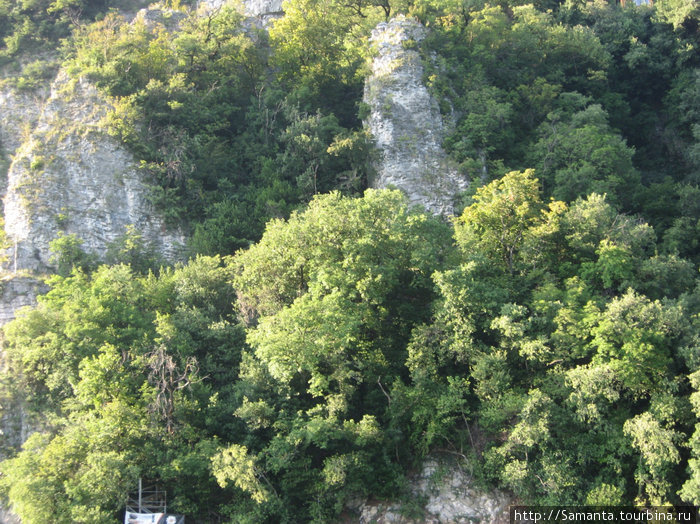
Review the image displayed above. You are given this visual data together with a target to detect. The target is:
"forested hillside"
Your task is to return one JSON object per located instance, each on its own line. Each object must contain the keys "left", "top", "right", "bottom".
{"left": 0, "top": 0, "right": 699, "bottom": 522}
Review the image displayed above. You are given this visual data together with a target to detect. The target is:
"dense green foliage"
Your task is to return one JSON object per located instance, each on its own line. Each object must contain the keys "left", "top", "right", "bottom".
{"left": 1, "top": 257, "right": 246, "bottom": 521}
{"left": 0, "top": 0, "right": 132, "bottom": 90}
{"left": 0, "top": 0, "right": 110, "bottom": 59}
{"left": 2, "top": 183, "right": 699, "bottom": 521}
{"left": 1, "top": 0, "right": 700, "bottom": 521}
{"left": 0, "top": 192, "right": 454, "bottom": 522}
{"left": 424, "top": 0, "right": 700, "bottom": 249}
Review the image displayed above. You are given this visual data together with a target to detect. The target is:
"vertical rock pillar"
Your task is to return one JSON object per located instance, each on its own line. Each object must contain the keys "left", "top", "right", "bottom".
{"left": 363, "top": 16, "right": 468, "bottom": 216}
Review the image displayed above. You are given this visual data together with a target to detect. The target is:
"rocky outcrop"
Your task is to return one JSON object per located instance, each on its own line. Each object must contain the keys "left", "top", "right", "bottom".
{"left": 243, "top": 0, "right": 283, "bottom": 18}
{"left": 0, "top": 275, "right": 48, "bottom": 326}
{"left": 202, "top": 0, "right": 283, "bottom": 21}
{"left": 0, "top": 508, "right": 20, "bottom": 524}
{"left": 2, "top": 71, "right": 184, "bottom": 274}
{"left": 363, "top": 16, "right": 468, "bottom": 216}
{"left": 357, "top": 457, "right": 512, "bottom": 524}
{"left": 0, "top": 87, "right": 47, "bottom": 160}
{"left": 0, "top": 86, "right": 49, "bottom": 198}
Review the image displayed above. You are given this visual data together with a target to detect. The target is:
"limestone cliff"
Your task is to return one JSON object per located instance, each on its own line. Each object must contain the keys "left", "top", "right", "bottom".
{"left": 0, "top": 81, "right": 55, "bottom": 333}
{"left": 356, "top": 456, "right": 511, "bottom": 524}
{"left": 0, "top": 4, "right": 192, "bottom": 331}
{"left": 0, "top": 87, "right": 46, "bottom": 157}
{"left": 242, "top": 0, "right": 283, "bottom": 18}
{"left": 0, "top": 275, "right": 49, "bottom": 326}
{"left": 363, "top": 16, "right": 468, "bottom": 216}
{"left": 0, "top": 86, "right": 48, "bottom": 199}
{"left": 2, "top": 71, "right": 184, "bottom": 276}
{"left": 202, "top": 0, "right": 283, "bottom": 21}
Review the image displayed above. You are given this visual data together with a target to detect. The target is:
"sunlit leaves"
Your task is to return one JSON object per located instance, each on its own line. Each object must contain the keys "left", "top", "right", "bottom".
{"left": 211, "top": 444, "right": 269, "bottom": 504}
{"left": 456, "top": 169, "right": 543, "bottom": 273}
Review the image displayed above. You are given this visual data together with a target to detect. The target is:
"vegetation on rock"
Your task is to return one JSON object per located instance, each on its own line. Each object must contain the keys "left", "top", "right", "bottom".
{"left": 0, "top": 0, "right": 699, "bottom": 521}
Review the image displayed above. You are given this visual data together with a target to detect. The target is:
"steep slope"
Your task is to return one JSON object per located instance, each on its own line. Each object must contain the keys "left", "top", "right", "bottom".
{"left": 363, "top": 16, "right": 468, "bottom": 216}
{"left": 2, "top": 71, "right": 184, "bottom": 275}
{"left": 0, "top": 57, "right": 186, "bottom": 524}
{"left": 0, "top": 81, "right": 51, "bottom": 330}
{"left": 0, "top": 86, "right": 48, "bottom": 190}
{"left": 0, "top": 7, "right": 503, "bottom": 522}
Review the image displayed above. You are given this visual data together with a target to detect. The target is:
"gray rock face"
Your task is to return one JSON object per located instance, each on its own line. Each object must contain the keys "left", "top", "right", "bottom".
{"left": 0, "top": 88, "right": 48, "bottom": 160}
{"left": 0, "top": 86, "right": 50, "bottom": 198}
{"left": 2, "top": 71, "right": 185, "bottom": 273}
{"left": 201, "top": 0, "right": 283, "bottom": 19}
{"left": 358, "top": 457, "right": 512, "bottom": 524}
{"left": 0, "top": 507, "right": 20, "bottom": 524}
{"left": 243, "top": 0, "right": 283, "bottom": 17}
{"left": 364, "top": 16, "right": 468, "bottom": 216}
{"left": 0, "top": 275, "right": 48, "bottom": 326}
